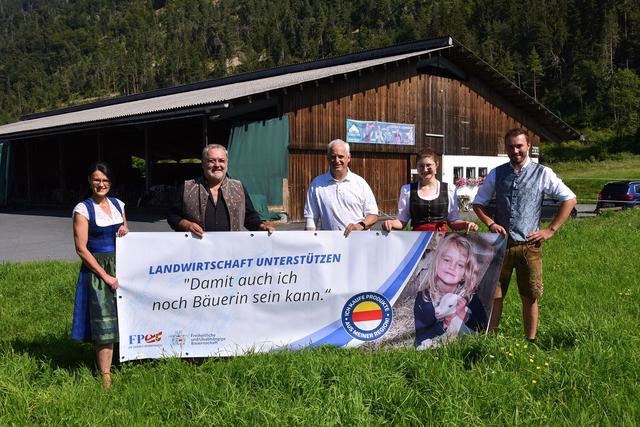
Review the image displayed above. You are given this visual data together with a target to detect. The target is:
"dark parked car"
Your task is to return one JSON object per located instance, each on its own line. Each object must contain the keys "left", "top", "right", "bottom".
{"left": 596, "top": 180, "right": 640, "bottom": 213}
{"left": 481, "top": 198, "right": 577, "bottom": 221}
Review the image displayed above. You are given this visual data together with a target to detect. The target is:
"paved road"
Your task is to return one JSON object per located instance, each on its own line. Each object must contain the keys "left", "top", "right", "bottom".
{"left": 0, "top": 208, "right": 173, "bottom": 262}
{"left": 0, "top": 204, "right": 597, "bottom": 262}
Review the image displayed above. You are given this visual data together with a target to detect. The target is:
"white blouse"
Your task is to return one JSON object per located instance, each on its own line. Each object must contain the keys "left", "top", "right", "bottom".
{"left": 73, "top": 198, "right": 125, "bottom": 227}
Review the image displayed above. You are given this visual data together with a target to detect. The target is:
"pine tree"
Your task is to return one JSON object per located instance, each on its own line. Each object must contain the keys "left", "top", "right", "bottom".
{"left": 528, "top": 47, "right": 544, "bottom": 99}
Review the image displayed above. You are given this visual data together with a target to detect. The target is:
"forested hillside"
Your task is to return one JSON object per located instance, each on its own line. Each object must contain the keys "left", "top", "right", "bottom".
{"left": 1, "top": 0, "right": 639, "bottom": 146}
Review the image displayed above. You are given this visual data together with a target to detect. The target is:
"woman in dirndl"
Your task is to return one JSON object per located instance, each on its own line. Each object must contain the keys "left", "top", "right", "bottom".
{"left": 71, "top": 162, "right": 128, "bottom": 388}
{"left": 382, "top": 148, "right": 478, "bottom": 233}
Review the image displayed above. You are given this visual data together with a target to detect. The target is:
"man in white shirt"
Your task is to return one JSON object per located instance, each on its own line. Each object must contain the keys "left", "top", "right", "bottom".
{"left": 304, "top": 139, "right": 379, "bottom": 236}
{"left": 473, "top": 128, "right": 576, "bottom": 343}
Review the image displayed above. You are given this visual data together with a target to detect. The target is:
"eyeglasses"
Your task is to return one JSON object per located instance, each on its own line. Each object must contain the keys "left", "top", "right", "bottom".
{"left": 91, "top": 179, "right": 111, "bottom": 186}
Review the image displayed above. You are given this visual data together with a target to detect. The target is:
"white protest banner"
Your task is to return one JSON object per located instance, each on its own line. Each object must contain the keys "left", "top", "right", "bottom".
{"left": 116, "top": 231, "right": 505, "bottom": 361}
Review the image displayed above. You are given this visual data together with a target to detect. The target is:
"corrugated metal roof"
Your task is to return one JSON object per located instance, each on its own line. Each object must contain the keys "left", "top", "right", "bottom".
{"left": 0, "top": 46, "right": 448, "bottom": 138}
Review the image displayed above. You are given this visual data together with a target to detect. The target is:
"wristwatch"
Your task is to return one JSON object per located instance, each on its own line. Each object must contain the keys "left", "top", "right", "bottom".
{"left": 358, "top": 221, "right": 367, "bottom": 230}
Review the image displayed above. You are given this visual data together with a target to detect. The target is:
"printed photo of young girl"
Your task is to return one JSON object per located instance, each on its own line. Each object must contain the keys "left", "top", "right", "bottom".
{"left": 414, "top": 233, "right": 484, "bottom": 349}
{"left": 363, "top": 232, "right": 505, "bottom": 351}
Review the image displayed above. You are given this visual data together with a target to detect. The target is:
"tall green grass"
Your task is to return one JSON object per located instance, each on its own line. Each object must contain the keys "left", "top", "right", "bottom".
{"left": 550, "top": 155, "right": 640, "bottom": 203}
{"left": 1, "top": 210, "right": 639, "bottom": 425}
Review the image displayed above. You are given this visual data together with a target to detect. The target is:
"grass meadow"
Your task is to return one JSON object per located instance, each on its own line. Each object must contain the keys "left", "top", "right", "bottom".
{"left": 1, "top": 210, "right": 639, "bottom": 425}
{"left": 551, "top": 155, "right": 640, "bottom": 203}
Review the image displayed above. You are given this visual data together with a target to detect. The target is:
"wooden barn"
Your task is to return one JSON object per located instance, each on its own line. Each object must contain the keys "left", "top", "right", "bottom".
{"left": 0, "top": 36, "right": 579, "bottom": 220}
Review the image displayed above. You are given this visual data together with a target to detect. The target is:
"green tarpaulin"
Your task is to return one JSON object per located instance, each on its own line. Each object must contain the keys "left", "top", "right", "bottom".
{"left": 227, "top": 116, "right": 288, "bottom": 220}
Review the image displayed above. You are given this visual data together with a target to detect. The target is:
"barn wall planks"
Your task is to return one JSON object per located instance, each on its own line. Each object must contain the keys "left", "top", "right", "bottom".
{"left": 282, "top": 59, "right": 542, "bottom": 220}
{"left": 287, "top": 150, "right": 411, "bottom": 221}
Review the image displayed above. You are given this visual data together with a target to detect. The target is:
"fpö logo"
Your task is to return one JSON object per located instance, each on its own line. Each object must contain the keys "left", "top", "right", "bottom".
{"left": 341, "top": 292, "right": 392, "bottom": 341}
{"left": 128, "top": 331, "right": 163, "bottom": 345}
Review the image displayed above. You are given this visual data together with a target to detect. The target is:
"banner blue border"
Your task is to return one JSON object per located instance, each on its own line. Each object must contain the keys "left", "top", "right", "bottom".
{"left": 286, "top": 232, "right": 432, "bottom": 349}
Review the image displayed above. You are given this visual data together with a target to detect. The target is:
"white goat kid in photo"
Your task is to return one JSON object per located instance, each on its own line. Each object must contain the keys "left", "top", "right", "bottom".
{"left": 417, "top": 291, "right": 473, "bottom": 350}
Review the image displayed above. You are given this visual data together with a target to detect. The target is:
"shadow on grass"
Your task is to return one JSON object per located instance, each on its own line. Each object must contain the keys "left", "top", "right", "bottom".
{"left": 401, "top": 366, "right": 432, "bottom": 394}
{"left": 8, "top": 335, "right": 97, "bottom": 373}
{"left": 461, "top": 342, "right": 486, "bottom": 370}
{"left": 456, "top": 328, "right": 580, "bottom": 368}
{"left": 537, "top": 327, "right": 579, "bottom": 350}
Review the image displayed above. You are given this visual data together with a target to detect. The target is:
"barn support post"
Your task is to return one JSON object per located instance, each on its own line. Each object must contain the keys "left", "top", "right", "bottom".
{"left": 26, "top": 141, "right": 32, "bottom": 204}
{"left": 202, "top": 115, "right": 208, "bottom": 146}
{"left": 144, "top": 127, "right": 150, "bottom": 193}
{"left": 57, "top": 135, "right": 66, "bottom": 203}
{"left": 97, "top": 131, "right": 102, "bottom": 160}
